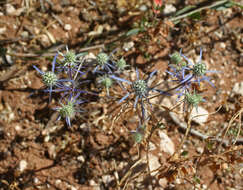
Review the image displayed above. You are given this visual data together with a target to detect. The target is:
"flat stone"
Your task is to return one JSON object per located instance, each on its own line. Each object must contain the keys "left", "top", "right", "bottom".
{"left": 232, "top": 81, "right": 243, "bottom": 96}
{"left": 158, "top": 131, "right": 175, "bottom": 155}
{"left": 191, "top": 106, "right": 209, "bottom": 125}
{"left": 19, "top": 160, "right": 27, "bottom": 172}
{"left": 64, "top": 24, "right": 72, "bottom": 31}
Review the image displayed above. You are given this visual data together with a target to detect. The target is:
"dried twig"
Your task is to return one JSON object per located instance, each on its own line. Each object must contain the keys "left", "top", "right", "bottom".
{"left": 169, "top": 112, "right": 243, "bottom": 146}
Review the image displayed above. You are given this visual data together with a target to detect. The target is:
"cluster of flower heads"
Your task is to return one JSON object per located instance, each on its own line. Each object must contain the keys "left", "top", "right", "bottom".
{"left": 167, "top": 49, "right": 218, "bottom": 111}
{"left": 33, "top": 46, "right": 218, "bottom": 140}
{"left": 33, "top": 46, "right": 130, "bottom": 126}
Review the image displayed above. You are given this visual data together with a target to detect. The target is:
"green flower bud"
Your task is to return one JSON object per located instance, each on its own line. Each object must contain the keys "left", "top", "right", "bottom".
{"left": 96, "top": 53, "right": 109, "bottom": 66}
{"left": 185, "top": 92, "right": 203, "bottom": 107}
{"left": 193, "top": 63, "right": 206, "bottom": 76}
{"left": 42, "top": 72, "right": 58, "bottom": 87}
{"left": 63, "top": 51, "right": 76, "bottom": 64}
{"left": 99, "top": 76, "right": 113, "bottom": 88}
{"left": 116, "top": 57, "right": 128, "bottom": 70}
{"left": 132, "top": 80, "right": 148, "bottom": 97}
{"left": 58, "top": 102, "right": 75, "bottom": 118}
{"left": 170, "top": 52, "right": 182, "bottom": 65}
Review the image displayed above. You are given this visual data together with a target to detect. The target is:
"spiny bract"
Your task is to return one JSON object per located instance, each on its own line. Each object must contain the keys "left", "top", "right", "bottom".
{"left": 58, "top": 102, "right": 75, "bottom": 118}
{"left": 42, "top": 72, "right": 58, "bottom": 87}
{"left": 185, "top": 92, "right": 203, "bottom": 107}
{"left": 132, "top": 80, "right": 148, "bottom": 97}
{"left": 193, "top": 62, "right": 206, "bottom": 76}
{"left": 96, "top": 53, "right": 109, "bottom": 66}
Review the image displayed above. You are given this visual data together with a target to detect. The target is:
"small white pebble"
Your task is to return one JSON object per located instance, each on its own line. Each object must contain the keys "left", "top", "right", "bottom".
{"left": 34, "top": 177, "right": 39, "bottom": 184}
{"left": 64, "top": 24, "right": 72, "bottom": 31}
{"left": 19, "top": 160, "right": 27, "bottom": 172}
{"left": 5, "top": 4, "right": 16, "bottom": 15}
{"left": 191, "top": 106, "right": 209, "bottom": 125}
{"left": 196, "top": 147, "right": 204, "bottom": 154}
{"left": 123, "top": 41, "right": 134, "bottom": 52}
{"left": 232, "top": 82, "right": 243, "bottom": 96}
{"left": 163, "top": 4, "right": 176, "bottom": 15}
{"left": 220, "top": 42, "right": 226, "bottom": 49}
{"left": 70, "top": 186, "right": 77, "bottom": 190}
{"left": 9, "top": 112, "right": 15, "bottom": 121}
{"left": 15, "top": 125, "right": 21, "bottom": 131}
{"left": 77, "top": 155, "right": 85, "bottom": 162}
{"left": 0, "top": 27, "right": 6, "bottom": 34}
{"left": 44, "top": 135, "right": 50, "bottom": 142}
{"left": 55, "top": 179, "right": 61, "bottom": 185}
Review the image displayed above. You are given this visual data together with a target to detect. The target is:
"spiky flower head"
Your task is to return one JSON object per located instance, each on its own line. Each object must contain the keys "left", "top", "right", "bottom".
{"left": 63, "top": 51, "right": 76, "bottom": 65}
{"left": 96, "top": 52, "right": 109, "bottom": 66}
{"left": 132, "top": 79, "right": 148, "bottom": 98}
{"left": 170, "top": 52, "right": 182, "bottom": 65}
{"left": 193, "top": 62, "right": 206, "bottom": 77}
{"left": 58, "top": 101, "right": 75, "bottom": 119}
{"left": 42, "top": 71, "right": 58, "bottom": 87}
{"left": 185, "top": 91, "right": 203, "bottom": 107}
{"left": 99, "top": 75, "right": 113, "bottom": 88}
{"left": 132, "top": 131, "right": 144, "bottom": 143}
{"left": 116, "top": 57, "right": 128, "bottom": 70}
{"left": 131, "top": 124, "right": 145, "bottom": 144}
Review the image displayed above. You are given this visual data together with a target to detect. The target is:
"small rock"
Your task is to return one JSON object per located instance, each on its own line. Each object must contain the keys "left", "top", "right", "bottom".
{"left": 55, "top": 179, "right": 61, "bottom": 185}
{"left": 61, "top": 0, "right": 70, "bottom": 6}
{"left": 88, "top": 25, "right": 103, "bottom": 36}
{"left": 0, "top": 27, "right": 6, "bottom": 34}
{"left": 220, "top": 42, "right": 226, "bottom": 49}
{"left": 89, "top": 180, "right": 99, "bottom": 189}
{"left": 148, "top": 153, "right": 161, "bottom": 176}
{"left": 19, "top": 160, "right": 27, "bottom": 172}
{"left": 9, "top": 112, "right": 15, "bottom": 121}
{"left": 158, "top": 131, "right": 175, "bottom": 155}
{"left": 20, "top": 31, "right": 29, "bottom": 38}
{"left": 80, "top": 9, "right": 92, "bottom": 22}
{"left": 232, "top": 82, "right": 243, "bottom": 96}
{"left": 159, "top": 178, "right": 168, "bottom": 188}
{"left": 6, "top": 55, "right": 13, "bottom": 65}
{"left": 196, "top": 147, "right": 204, "bottom": 154}
{"left": 191, "top": 106, "right": 209, "bottom": 125}
{"left": 163, "top": 4, "right": 176, "bottom": 15}
{"left": 77, "top": 155, "right": 85, "bottom": 162}
{"left": 123, "top": 41, "right": 134, "bottom": 51}
{"left": 15, "top": 125, "right": 21, "bottom": 131}
{"left": 149, "top": 142, "right": 156, "bottom": 151}
{"left": 48, "top": 144, "right": 56, "bottom": 159}
{"left": 40, "top": 34, "right": 51, "bottom": 47}
{"left": 102, "top": 175, "right": 114, "bottom": 184}
{"left": 70, "top": 186, "right": 77, "bottom": 190}
{"left": 5, "top": 4, "right": 16, "bottom": 15}
{"left": 64, "top": 24, "right": 72, "bottom": 31}
{"left": 34, "top": 177, "right": 39, "bottom": 184}
{"left": 44, "top": 135, "right": 50, "bottom": 142}
{"left": 139, "top": 5, "right": 147, "bottom": 12}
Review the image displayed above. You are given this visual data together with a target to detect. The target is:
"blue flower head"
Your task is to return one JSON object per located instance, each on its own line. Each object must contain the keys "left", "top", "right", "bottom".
{"left": 93, "top": 52, "right": 116, "bottom": 73}
{"left": 180, "top": 49, "right": 218, "bottom": 87}
{"left": 54, "top": 92, "right": 84, "bottom": 127}
{"left": 97, "top": 74, "right": 113, "bottom": 96}
{"left": 110, "top": 68, "right": 169, "bottom": 118}
{"left": 167, "top": 49, "right": 219, "bottom": 99}
{"left": 184, "top": 90, "right": 205, "bottom": 111}
{"left": 33, "top": 54, "right": 67, "bottom": 102}
{"left": 58, "top": 46, "right": 86, "bottom": 78}
{"left": 115, "top": 57, "right": 129, "bottom": 71}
